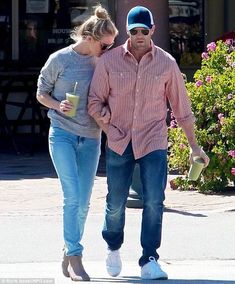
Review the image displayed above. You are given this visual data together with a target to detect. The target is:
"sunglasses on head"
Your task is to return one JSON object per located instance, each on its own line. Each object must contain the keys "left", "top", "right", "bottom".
{"left": 129, "top": 29, "right": 150, "bottom": 36}
{"left": 100, "top": 42, "right": 114, "bottom": 51}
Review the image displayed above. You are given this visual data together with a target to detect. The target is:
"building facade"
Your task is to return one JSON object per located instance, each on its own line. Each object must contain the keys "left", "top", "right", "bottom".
{"left": 0, "top": 0, "right": 234, "bottom": 148}
{"left": 1, "top": 0, "right": 234, "bottom": 75}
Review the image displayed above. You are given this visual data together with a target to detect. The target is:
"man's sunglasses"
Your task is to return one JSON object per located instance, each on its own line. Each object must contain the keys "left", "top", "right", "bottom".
{"left": 129, "top": 29, "right": 150, "bottom": 36}
{"left": 100, "top": 42, "right": 114, "bottom": 51}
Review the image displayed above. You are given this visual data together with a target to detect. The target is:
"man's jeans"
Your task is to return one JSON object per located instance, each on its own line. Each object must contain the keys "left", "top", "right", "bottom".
{"left": 49, "top": 126, "right": 101, "bottom": 256}
{"left": 103, "top": 142, "right": 167, "bottom": 266}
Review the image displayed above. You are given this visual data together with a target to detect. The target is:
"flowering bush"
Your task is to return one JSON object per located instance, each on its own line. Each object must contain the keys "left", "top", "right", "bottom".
{"left": 168, "top": 40, "right": 235, "bottom": 193}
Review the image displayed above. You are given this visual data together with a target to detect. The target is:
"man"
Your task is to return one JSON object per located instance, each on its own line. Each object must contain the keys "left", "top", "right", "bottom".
{"left": 88, "top": 6, "right": 209, "bottom": 280}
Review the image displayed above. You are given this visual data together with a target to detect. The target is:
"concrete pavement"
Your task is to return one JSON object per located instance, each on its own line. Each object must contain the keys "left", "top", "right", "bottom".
{"left": 0, "top": 152, "right": 235, "bottom": 283}
{"left": 0, "top": 260, "right": 235, "bottom": 283}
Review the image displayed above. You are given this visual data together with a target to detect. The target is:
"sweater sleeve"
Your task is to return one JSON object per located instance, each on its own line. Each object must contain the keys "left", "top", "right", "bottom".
{"left": 37, "top": 54, "right": 62, "bottom": 95}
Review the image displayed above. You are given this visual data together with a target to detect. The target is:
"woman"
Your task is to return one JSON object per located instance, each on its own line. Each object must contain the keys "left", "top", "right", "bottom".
{"left": 36, "top": 5, "right": 118, "bottom": 281}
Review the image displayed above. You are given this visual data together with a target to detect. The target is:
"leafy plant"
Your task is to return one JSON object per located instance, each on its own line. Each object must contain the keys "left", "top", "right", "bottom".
{"left": 168, "top": 40, "right": 235, "bottom": 193}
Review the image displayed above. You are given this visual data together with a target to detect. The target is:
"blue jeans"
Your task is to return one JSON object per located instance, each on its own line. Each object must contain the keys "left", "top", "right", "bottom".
{"left": 49, "top": 126, "right": 101, "bottom": 256}
{"left": 102, "top": 142, "right": 167, "bottom": 266}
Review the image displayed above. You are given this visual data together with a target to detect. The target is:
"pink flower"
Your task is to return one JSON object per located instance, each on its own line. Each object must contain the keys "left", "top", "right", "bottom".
{"left": 218, "top": 113, "right": 224, "bottom": 120}
{"left": 201, "top": 52, "right": 209, "bottom": 59}
{"left": 195, "top": 80, "right": 203, "bottom": 87}
{"left": 206, "top": 76, "right": 212, "bottom": 83}
{"left": 225, "top": 39, "right": 233, "bottom": 46}
{"left": 170, "top": 112, "right": 175, "bottom": 119}
{"left": 231, "top": 168, "right": 235, "bottom": 176}
{"left": 179, "top": 143, "right": 186, "bottom": 149}
{"left": 207, "top": 42, "right": 216, "bottom": 52}
{"left": 170, "top": 120, "right": 177, "bottom": 128}
{"left": 228, "top": 150, "right": 235, "bottom": 158}
{"left": 218, "top": 113, "right": 225, "bottom": 125}
{"left": 227, "top": 93, "right": 233, "bottom": 100}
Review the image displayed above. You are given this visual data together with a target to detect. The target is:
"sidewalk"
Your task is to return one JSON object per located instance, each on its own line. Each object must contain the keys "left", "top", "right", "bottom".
{"left": 0, "top": 152, "right": 235, "bottom": 215}
{"left": 0, "top": 152, "right": 235, "bottom": 283}
{"left": 0, "top": 260, "right": 235, "bottom": 283}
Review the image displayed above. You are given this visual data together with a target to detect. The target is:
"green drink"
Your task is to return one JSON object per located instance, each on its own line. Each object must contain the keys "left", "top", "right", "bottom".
{"left": 188, "top": 156, "right": 205, "bottom": 181}
{"left": 66, "top": 93, "right": 80, "bottom": 117}
{"left": 65, "top": 82, "right": 79, "bottom": 117}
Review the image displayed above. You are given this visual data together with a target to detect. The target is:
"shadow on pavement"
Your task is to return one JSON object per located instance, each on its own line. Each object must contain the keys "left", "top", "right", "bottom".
{"left": 0, "top": 151, "right": 106, "bottom": 180}
{"left": 164, "top": 208, "right": 208, "bottom": 217}
{"left": 90, "top": 277, "right": 234, "bottom": 283}
{"left": 0, "top": 152, "right": 57, "bottom": 180}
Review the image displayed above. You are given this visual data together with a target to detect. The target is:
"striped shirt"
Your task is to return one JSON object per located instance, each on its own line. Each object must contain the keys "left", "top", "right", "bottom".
{"left": 88, "top": 40, "right": 195, "bottom": 159}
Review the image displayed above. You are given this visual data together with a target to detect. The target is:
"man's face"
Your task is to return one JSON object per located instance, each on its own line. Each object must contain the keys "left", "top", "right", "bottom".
{"left": 128, "top": 26, "right": 155, "bottom": 51}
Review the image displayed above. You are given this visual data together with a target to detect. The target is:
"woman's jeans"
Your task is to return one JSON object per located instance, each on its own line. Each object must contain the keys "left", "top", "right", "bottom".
{"left": 103, "top": 142, "right": 167, "bottom": 266}
{"left": 49, "top": 126, "right": 101, "bottom": 256}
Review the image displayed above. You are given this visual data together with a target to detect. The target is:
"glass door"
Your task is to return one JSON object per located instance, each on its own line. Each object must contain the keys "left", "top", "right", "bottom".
{"left": 169, "top": 0, "right": 204, "bottom": 68}
{"left": 18, "top": 0, "right": 109, "bottom": 68}
{"left": 0, "top": 1, "right": 11, "bottom": 68}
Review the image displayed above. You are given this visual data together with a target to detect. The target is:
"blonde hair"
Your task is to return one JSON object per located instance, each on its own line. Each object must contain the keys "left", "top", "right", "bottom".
{"left": 71, "top": 5, "right": 118, "bottom": 42}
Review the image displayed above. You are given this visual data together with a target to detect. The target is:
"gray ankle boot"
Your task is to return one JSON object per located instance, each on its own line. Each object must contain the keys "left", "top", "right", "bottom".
{"left": 61, "top": 252, "right": 70, "bottom": 277}
{"left": 68, "top": 255, "right": 90, "bottom": 281}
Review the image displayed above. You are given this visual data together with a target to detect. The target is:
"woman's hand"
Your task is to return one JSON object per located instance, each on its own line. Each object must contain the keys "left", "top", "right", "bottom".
{"left": 59, "top": 100, "right": 73, "bottom": 114}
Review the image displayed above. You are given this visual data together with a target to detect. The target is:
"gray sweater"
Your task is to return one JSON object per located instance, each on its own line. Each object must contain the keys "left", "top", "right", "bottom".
{"left": 37, "top": 45, "right": 101, "bottom": 139}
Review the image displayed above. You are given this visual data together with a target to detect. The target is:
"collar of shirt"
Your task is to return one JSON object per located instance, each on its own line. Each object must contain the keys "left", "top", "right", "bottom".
{"left": 122, "top": 39, "right": 155, "bottom": 59}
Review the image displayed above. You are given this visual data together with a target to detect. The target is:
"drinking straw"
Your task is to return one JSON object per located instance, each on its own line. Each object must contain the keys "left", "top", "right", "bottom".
{"left": 73, "top": 82, "right": 78, "bottom": 95}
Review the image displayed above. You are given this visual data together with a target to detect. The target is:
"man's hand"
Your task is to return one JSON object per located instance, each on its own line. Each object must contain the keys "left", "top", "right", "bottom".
{"left": 98, "top": 105, "right": 111, "bottom": 124}
{"left": 92, "top": 110, "right": 110, "bottom": 134}
{"left": 190, "top": 146, "right": 210, "bottom": 168}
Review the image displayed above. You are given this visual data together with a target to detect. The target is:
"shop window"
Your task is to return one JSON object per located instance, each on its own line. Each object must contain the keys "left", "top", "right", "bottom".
{"left": 0, "top": 1, "right": 11, "bottom": 66}
{"left": 18, "top": 0, "right": 108, "bottom": 68}
{"left": 169, "top": 0, "right": 204, "bottom": 67}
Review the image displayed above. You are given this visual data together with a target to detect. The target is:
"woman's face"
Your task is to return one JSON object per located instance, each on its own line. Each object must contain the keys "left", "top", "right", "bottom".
{"left": 91, "top": 34, "right": 115, "bottom": 57}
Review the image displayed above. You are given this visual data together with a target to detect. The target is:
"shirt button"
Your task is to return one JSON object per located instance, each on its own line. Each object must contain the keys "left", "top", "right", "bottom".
{"left": 133, "top": 128, "right": 135, "bottom": 131}
{"left": 136, "top": 89, "right": 139, "bottom": 92}
{"left": 138, "top": 76, "right": 141, "bottom": 79}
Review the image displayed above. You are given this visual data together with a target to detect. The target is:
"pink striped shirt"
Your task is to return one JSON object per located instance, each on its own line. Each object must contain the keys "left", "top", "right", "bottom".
{"left": 88, "top": 40, "right": 195, "bottom": 159}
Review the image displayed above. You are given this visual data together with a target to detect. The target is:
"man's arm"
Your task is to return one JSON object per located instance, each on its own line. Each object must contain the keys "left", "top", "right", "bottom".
{"left": 91, "top": 112, "right": 109, "bottom": 134}
{"left": 167, "top": 62, "right": 210, "bottom": 167}
{"left": 180, "top": 120, "right": 210, "bottom": 167}
{"left": 88, "top": 57, "right": 110, "bottom": 133}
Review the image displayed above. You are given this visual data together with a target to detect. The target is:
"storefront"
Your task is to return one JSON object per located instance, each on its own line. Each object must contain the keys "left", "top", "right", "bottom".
{"left": 1, "top": 0, "right": 234, "bottom": 73}
{"left": 0, "top": 0, "right": 112, "bottom": 69}
{"left": 0, "top": 0, "right": 234, "bottom": 152}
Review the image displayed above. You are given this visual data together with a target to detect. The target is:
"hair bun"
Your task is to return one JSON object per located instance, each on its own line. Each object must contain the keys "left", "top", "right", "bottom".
{"left": 94, "top": 5, "right": 109, "bottom": 20}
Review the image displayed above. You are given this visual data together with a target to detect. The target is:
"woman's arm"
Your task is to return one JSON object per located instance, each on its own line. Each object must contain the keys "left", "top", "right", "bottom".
{"left": 36, "top": 92, "right": 73, "bottom": 114}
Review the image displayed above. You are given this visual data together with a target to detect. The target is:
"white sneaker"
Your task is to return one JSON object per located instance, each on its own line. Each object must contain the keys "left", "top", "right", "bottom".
{"left": 106, "top": 249, "right": 122, "bottom": 277}
{"left": 141, "top": 256, "right": 168, "bottom": 280}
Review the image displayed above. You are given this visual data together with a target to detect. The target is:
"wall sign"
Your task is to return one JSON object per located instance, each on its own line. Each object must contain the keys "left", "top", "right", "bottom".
{"left": 26, "top": 0, "right": 49, "bottom": 13}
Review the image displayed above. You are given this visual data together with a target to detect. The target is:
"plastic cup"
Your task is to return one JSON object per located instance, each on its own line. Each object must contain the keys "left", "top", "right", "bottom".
{"left": 188, "top": 156, "right": 205, "bottom": 181}
{"left": 65, "top": 93, "right": 80, "bottom": 117}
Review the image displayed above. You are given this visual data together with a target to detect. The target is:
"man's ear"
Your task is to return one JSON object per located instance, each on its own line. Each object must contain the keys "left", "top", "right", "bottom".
{"left": 150, "top": 25, "right": 155, "bottom": 35}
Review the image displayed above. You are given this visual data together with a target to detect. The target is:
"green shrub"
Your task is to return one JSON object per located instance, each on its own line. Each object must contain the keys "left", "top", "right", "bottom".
{"left": 168, "top": 40, "right": 235, "bottom": 193}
